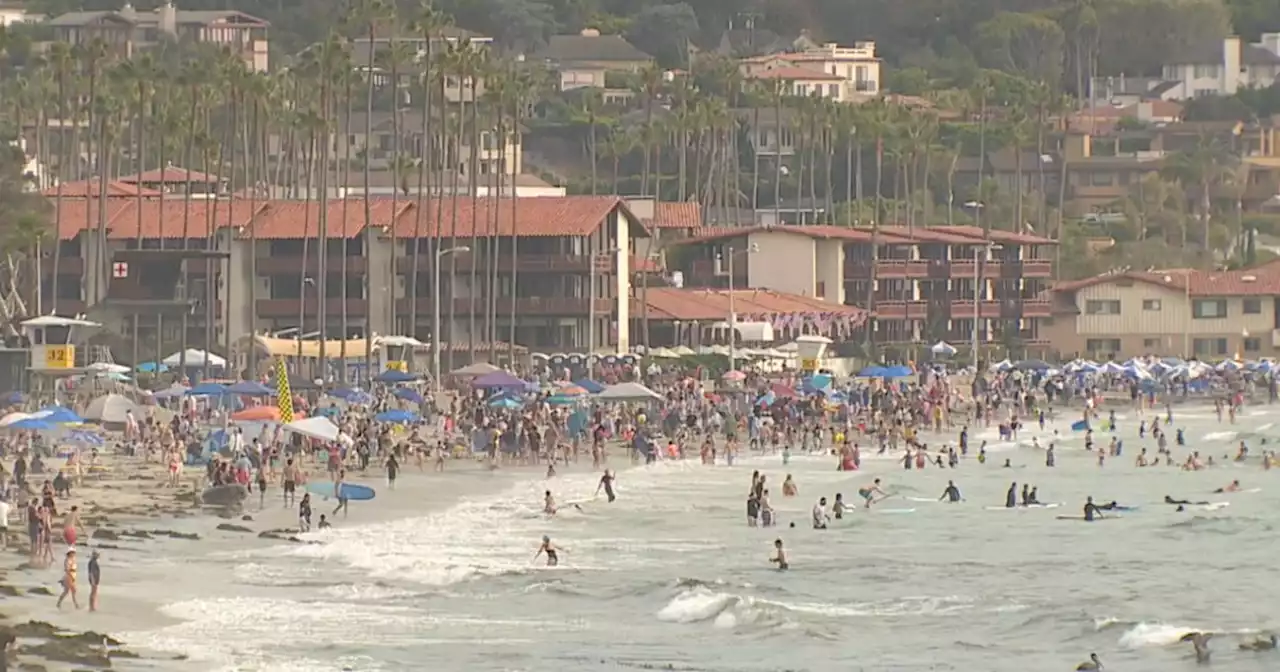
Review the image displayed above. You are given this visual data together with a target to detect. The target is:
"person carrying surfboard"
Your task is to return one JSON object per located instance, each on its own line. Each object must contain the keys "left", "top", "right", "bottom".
{"left": 332, "top": 470, "right": 349, "bottom": 519}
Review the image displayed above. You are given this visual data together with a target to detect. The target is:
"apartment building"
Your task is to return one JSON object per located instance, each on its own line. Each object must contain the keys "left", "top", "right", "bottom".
{"left": 1047, "top": 265, "right": 1280, "bottom": 360}
{"left": 739, "top": 41, "right": 881, "bottom": 98}
{"left": 665, "top": 224, "right": 1056, "bottom": 351}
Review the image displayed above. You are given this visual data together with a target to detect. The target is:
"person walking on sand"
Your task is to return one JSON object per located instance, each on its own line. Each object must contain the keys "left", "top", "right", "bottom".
{"left": 62, "top": 505, "right": 81, "bottom": 548}
{"left": 386, "top": 453, "right": 399, "bottom": 490}
{"left": 88, "top": 550, "right": 101, "bottom": 612}
{"left": 56, "top": 548, "right": 79, "bottom": 609}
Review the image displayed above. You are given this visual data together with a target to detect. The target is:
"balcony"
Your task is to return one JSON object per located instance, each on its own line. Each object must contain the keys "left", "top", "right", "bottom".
{"left": 395, "top": 253, "right": 611, "bottom": 275}
{"left": 395, "top": 297, "right": 614, "bottom": 316}
{"left": 256, "top": 298, "right": 370, "bottom": 318}
{"left": 871, "top": 259, "right": 931, "bottom": 278}
{"left": 875, "top": 300, "right": 928, "bottom": 319}
{"left": 256, "top": 255, "right": 369, "bottom": 274}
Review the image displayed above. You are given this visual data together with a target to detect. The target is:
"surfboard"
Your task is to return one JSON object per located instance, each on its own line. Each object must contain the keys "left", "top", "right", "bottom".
{"left": 1055, "top": 515, "right": 1121, "bottom": 521}
{"left": 878, "top": 508, "right": 915, "bottom": 514}
{"left": 305, "top": 481, "right": 376, "bottom": 501}
{"left": 984, "top": 503, "right": 1062, "bottom": 511}
{"left": 905, "top": 497, "right": 938, "bottom": 503}
{"left": 1202, "top": 501, "right": 1230, "bottom": 510}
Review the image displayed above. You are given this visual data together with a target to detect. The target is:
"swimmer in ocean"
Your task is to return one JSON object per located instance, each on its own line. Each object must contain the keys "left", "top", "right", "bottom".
{"left": 543, "top": 490, "right": 557, "bottom": 515}
{"left": 857, "top": 478, "right": 886, "bottom": 508}
{"left": 1164, "top": 495, "right": 1210, "bottom": 506}
{"left": 595, "top": 470, "right": 616, "bottom": 502}
{"left": 832, "top": 493, "right": 846, "bottom": 519}
{"left": 1213, "top": 479, "right": 1241, "bottom": 493}
{"left": 812, "top": 497, "right": 829, "bottom": 529}
{"left": 782, "top": 475, "right": 797, "bottom": 497}
{"left": 1082, "top": 496, "right": 1102, "bottom": 522}
{"left": 939, "top": 480, "right": 962, "bottom": 503}
{"left": 770, "top": 539, "right": 788, "bottom": 570}
{"left": 534, "top": 535, "right": 564, "bottom": 566}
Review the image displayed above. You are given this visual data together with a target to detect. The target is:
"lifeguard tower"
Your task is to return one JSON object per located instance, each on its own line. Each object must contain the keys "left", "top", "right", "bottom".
{"left": 21, "top": 315, "right": 102, "bottom": 391}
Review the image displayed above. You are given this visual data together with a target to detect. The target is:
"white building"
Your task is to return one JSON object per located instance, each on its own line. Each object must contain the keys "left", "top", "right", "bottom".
{"left": 740, "top": 41, "right": 881, "bottom": 98}
{"left": 1160, "top": 35, "right": 1280, "bottom": 98}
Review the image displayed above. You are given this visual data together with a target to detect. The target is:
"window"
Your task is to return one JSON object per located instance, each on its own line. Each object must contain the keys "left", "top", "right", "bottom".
{"left": 1085, "top": 299, "right": 1121, "bottom": 315}
{"left": 1243, "top": 298, "right": 1262, "bottom": 314}
{"left": 1192, "top": 299, "right": 1228, "bottom": 319}
{"left": 1244, "top": 337, "right": 1262, "bottom": 352}
{"left": 1193, "top": 64, "right": 1218, "bottom": 79}
{"left": 1142, "top": 299, "right": 1161, "bottom": 311}
{"left": 1086, "top": 338, "right": 1121, "bottom": 353}
{"left": 1193, "top": 338, "right": 1228, "bottom": 356}
{"left": 827, "top": 83, "right": 838, "bottom": 97}
{"left": 1088, "top": 172, "right": 1114, "bottom": 186}
{"left": 1143, "top": 338, "right": 1161, "bottom": 349}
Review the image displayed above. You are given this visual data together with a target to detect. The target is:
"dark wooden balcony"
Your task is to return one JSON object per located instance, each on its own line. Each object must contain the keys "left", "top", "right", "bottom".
{"left": 256, "top": 255, "right": 369, "bottom": 274}
{"left": 255, "top": 298, "right": 369, "bottom": 318}
{"left": 870, "top": 259, "right": 932, "bottom": 278}
{"left": 875, "top": 300, "right": 928, "bottom": 319}
{"left": 396, "top": 297, "right": 614, "bottom": 316}
{"left": 395, "top": 252, "right": 612, "bottom": 275}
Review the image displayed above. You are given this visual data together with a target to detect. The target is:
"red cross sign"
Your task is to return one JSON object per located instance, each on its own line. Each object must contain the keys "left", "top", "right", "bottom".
{"left": 112, "top": 262, "right": 129, "bottom": 278}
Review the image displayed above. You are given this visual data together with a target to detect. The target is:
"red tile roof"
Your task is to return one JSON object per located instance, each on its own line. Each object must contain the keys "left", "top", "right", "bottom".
{"left": 873, "top": 225, "right": 979, "bottom": 245}
{"left": 672, "top": 224, "right": 916, "bottom": 246}
{"left": 746, "top": 66, "right": 845, "bottom": 82}
{"left": 644, "top": 287, "right": 866, "bottom": 321}
{"left": 119, "top": 167, "right": 223, "bottom": 184}
{"left": 644, "top": 202, "right": 702, "bottom": 229}
{"left": 928, "top": 225, "right": 1057, "bottom": 246}
{"left": 54, "top": 200, "right": 132, "bottom": 240}
{"left": 1053, "top": 263, "right": 1280, "bottom": 297}
{"left": 387, "top": 196, "right": 640, "bottom": 238}
{"left": 247, "top": 200, "right": 413, "bottom": 239}
{"left": 43, "top": 180, "right": 162, "bottom": 198}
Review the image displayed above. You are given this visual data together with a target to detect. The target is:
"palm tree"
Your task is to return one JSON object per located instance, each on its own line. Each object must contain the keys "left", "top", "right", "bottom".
{"left": 409, "top": 2, "right": 449, "bottom": 348}
{"left": 1163, "top": 136, "right": 1234, "bottom": 262}
{"left": 637, "top": 64, "right": 663, "bottom": 197}
{"left": 358, "top": 0, "right": 395, "bottom": 379}
{"left": 460, "top": 41, "right": 486, "bottom": 360}
{"left": 47, "top": 42, "right": 73, "bottom": 315}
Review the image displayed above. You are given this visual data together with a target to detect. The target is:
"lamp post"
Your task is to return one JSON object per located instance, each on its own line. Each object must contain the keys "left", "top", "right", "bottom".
{"left": 433, "top": 245, "right": 470, "bottom": 392}
{"left": 719, "top": 244, "right": 758, "bottom": 370}
{"left": 971, "top": 243, "right": 1001, "bottom": 368}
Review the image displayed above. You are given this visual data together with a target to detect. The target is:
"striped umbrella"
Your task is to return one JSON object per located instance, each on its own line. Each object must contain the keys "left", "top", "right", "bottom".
{"left": 557, "top": 384, "right": 589, "bottom": 397}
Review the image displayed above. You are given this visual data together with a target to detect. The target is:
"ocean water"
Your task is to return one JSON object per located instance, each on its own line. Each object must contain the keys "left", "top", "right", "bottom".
{"left": 118, "top": 406, "right": 1280, "bottom": 671}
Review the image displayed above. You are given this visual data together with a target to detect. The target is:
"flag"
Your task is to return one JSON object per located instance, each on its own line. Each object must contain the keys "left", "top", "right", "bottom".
{"left": 274, "top": 358, "right": 294, "bottom": 423}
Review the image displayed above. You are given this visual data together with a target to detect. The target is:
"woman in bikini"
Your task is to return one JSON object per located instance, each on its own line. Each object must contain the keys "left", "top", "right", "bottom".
{"left": 56, "top": 548, "right": 79, "bottom": 609}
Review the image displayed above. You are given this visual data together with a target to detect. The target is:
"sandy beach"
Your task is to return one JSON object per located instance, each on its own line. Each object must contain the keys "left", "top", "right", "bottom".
{"left": 0, "top": 443, "right": 559, "bottom": 671}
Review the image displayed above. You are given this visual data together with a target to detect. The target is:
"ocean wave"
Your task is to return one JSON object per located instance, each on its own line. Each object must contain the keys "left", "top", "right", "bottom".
{"left": 1202, "top": 431, "right": 1239, "bottom": 443}
{"left": 1118, "top": 621, "right": 1259, "bottom": 648}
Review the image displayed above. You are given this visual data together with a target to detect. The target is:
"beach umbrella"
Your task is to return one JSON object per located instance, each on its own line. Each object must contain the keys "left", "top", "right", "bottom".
{"left": 135, "top": 361, "right": 168, "bottom": 373}
{"left": 882, "top": 365, "right": 914, "bottom": 378}
{"left": 7, "top": 418, "right": 52, "bottom": 431}
{"left": 545, "top": 394, "right": 579, "bottom": 406}
{"left": 230, "top": 406, "right": 285, "bottom": 422}
{"left": 990, "top": 359, "right": 1014, "bottom": 372}
{"left": 472, "top": 370, "right": 526, "bottom": 390}
{"left": 721, "top": 370, "right": 747, "bottom": 382}
{"left": 31, "top": 406, "right": 83, "bottom": 424}
{"left": 488, "top": 397, "right": 524, "bottom": 410}
{"left": 226, "top": 380, "right": 274, "bottom": 396}
{"left": 66, "top": 430, "right": 105, "bottom": 447}
{"left": 186, "top": 382, "right": 228, "bottom": 397}
{"left": 930, "top": 341, "right": 957, "bottom": 356}
{"left": 374, "top": 409, "right": 420, "bottom": 424}
{"left": 557, "top": 384, "right": 589, "bottom": 397}
{"left": 572, "top": 379, "right": 605, "bottom": 394}
{"left": 857, "top": 365, "right": 889, "bottom": 378}
{"left": 375, "top": 369, "right": 419, "bottom": 383}
{"left": 393, "top": 388, "right": 424, "bottom": 403}
{"left": 1014, "top": 359, "right": 1051, "bottom": 372}
{"left": 86, "top": 362, "right": 130, "bottom": 375}
{"left": 0, "top": 412, "right": 33, "bottom": 428}
{"left": 153, "top": 384, "right": 189, "bottom": 400}
{"left": 450, "top": 362, "right": 501, "bottom": 377}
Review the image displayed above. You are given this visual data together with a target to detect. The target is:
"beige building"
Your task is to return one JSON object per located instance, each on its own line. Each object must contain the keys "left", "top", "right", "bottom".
{"left": 531, "top": 30, "right": 655, "bottom": 91}
{"left": 1047, "top": 265, "right": 1280, "bottom": 360}
{"left": 739, "top": 41, "right": 882, "bottom": 97}
{"left": 48, "top": 3, "right": 270, "bottom": 71}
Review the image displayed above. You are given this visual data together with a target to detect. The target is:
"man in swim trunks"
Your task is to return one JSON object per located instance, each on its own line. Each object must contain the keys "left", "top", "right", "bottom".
{"left": 812, "top": 497, "right": 829, "bottom": 529}
{"left": 857, "top": 479, "right": 886, "bottom": 508}
{"left": 595, "top": 470, "right": 616, "bottom": 502}
{"left": 1083, "top": 496, "right": 1102, "bottom": 522}
{"left": 1213, "top": 479, "right": 1241, "bottom": 493}
{"left": 939, "top": 480, "right": 962, "bottom": 503}
{"left": 534, "top": 535, "right": 562, "bottom": 566}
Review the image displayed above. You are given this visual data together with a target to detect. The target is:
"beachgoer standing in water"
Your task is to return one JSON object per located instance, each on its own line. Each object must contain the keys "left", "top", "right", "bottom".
{"left": 281, "top": 459, "right": 298, "bottom": 508}
{"left": 534, "top": 535, "right": 564, "bottom": 566}
{"left": 56, "top": 548, "right": 79, "bottom": 609}
{"left": 386, "top": 453, "right": 399, "bottom": 490}
{"left": 88, "top": 550, "right": 101, "bottom": 612}
{"left": 595, "top": 470, "right": 616, "bottom": 502}
{"left": 770, "top": 539, "right": 788, "bottom": 570}
{"left": 298, "top": 493, "right": 313, "bottom": 532}
{"left": 332, "top": 470, "right": 349, "bottom": 518}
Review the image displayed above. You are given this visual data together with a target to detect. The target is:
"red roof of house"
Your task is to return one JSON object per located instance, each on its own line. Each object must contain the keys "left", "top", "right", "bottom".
{"left": 387, "top": 196, "right": 640, "bottom": 238}
{"left": 644, "top": 287, "right": 866, "bottom": 321}
{"left": 247, "top": 200, "right": 413, "bottom": 239}
{"left": 873, "top": 225, "right": 979, "bottom": 244}
{"left": 644, "top": 202, "right": 702, "bottom": 229}
{"left": 54, "top": 200, "right": 132, "bottom": 240}
{"left": 672, "top": 225, "right": 916, "bottom": 246}
{"left": 119, "top": 167, "right": 223, "bottom": 184}
{"left": 928, "top": 225, "right": 1057, "bottom": 246}
{"left": 746, "top": 66, "right": 845, "bottom": 82}
{"left": 44, "top": 180, "right": 162, "bottom": 198}
{"left": 1053, "top": 263, "right": 1280, "bottom": 297}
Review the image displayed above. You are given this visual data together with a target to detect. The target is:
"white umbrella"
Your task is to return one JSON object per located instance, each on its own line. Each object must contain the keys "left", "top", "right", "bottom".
{"left": 162, "top": 349, "right": 226, "bottom": 368}
{"left": 596, "top": 382, "right": 663, "bottom": 401}
{"left": 930, "top": 341, "right": 957, "bottom": 356}
{"left": 451, "top": 362, "right": 500, "bottom": 377}
{"left": 84, "top": 393, "right": 139, "bottom": 424}
{"left": 283, "top": 416, "right": 340, "bottom": 442}
{"left": 86, "top": 362, "right": 130, "bottom": 375}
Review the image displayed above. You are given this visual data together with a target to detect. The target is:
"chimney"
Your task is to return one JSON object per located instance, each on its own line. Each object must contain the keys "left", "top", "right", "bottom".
{"left": 1223, "top": 36, "right": 1241, "bottom": 95}
{"left": 119, "top": 3, "right": 135, "bottom": 20}
{"left": 159, "top": 2, "right": 177, "bottom": 35}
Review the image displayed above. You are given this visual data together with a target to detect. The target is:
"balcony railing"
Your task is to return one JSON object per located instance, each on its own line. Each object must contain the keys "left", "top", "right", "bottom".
{"left": 255, "top": 255, "right": 369, "bottom": 274}
{"left": 875, "top": 300, "right": 928, "bottom": 319}
{"left": 395, "top": 297, "right": 613, "bottom": 316}
{"left": 256, "top": 298, "right": 370, "bottom": 318}
{"left": 395, "top": 253, "right": 611, "bottom": 275}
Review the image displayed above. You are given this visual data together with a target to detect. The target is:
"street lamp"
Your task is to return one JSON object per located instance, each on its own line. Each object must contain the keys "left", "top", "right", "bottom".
{"left": 718, "top": 243, "right": 758, "bottom": 370}
{"left": 433, "top": 245, "right": 470, "bottom": 391}
{"left": 971, "top": 243, "right": 1001, "bottom": 368}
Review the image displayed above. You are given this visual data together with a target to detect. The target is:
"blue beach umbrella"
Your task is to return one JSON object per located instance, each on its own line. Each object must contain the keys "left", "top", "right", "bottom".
{"left": 375, "top": 369, "right": 419, "bottom": 384}
{"left": 8, "top": 418, "right": 52, "bottom": 431}
{"left": 374, "top": 409, "right": 420, "bottom": 424}
{"left": 33, "top": 406, "right": 84, "bottom": 424}
{"left": 186, "top": 382, "right": 228, "bottom": 397}
{"left": 394, "top": 388, "right": 424, "bottom": 403}
{"left": 226, "top": 380, "right": 274, "bottom": 396}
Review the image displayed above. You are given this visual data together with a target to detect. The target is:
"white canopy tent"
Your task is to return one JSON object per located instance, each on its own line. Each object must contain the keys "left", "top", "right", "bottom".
{"left": 283, "top": 416, "right": 341, "bottom": 442}
{"left": 596, "top": 382, "right": 662, "bottom": 401}
{"left": 84, "top": 393, "right": 140, "bottom": 424}
{"left": 162, "top": 349, "right": 227, "bottom": 368}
